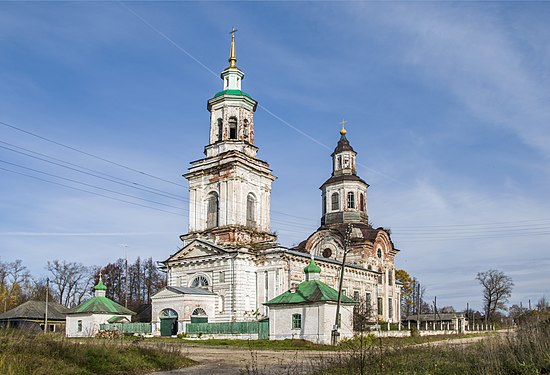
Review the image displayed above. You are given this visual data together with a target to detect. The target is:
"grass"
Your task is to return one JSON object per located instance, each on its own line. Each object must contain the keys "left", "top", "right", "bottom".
{"left": 316, "top": 320, "right": 550, "bottom": 375}
{"left": 0, "top": 330, "right": 194, "bottom": 375}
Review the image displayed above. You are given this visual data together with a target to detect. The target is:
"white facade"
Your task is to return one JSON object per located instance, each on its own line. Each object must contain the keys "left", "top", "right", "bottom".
{"left": 66, "top": 312, "right": 131, "bottom": 338}
{"left": 268, "top": 303, "right": 354, "bottom": 345}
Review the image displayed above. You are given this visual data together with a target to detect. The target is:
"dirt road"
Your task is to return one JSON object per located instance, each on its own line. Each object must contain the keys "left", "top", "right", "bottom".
{"left": 149, "top": 345, "right": 337, "bottom": 375}
{"left": 150, "top": 333, "right": 507, "bottom": 375}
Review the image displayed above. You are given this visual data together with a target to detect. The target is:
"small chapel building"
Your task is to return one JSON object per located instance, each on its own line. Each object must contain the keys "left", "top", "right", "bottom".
{"left": 265, "top": 256, "right": 356, "bottom": 344}
{"left": 150, "top": 33, "right": 402, "bottom": 337}
{"left": 66, "top": 276, "right": 134, "bottom": 337}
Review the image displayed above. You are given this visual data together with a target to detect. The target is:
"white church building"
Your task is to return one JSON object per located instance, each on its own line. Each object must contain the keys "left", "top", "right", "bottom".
{"left": 151, "top": 33, "right": 402, "bottom": 336}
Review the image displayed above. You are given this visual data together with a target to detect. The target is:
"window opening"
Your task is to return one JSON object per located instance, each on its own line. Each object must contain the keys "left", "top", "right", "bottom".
{"left": 190, "top": 275, "right": 209, "bottom": 288}
{"left": 246, "top": 193, "right": 256, "bottom": 228}
{"left": 217, "top": 118, "right": 223, "bottom": 141}
{"left": 207, "top": 192, "right": 219, "bottom": 228}
{"left": 347, "top": 192, "right": 355, "bottom": 209}
{"left": 229, "top": 117, "right": 237, "bottom": 139}
{"left": 292, "top": 313, "right": 302, "bottom": 329}
{"left": 331, "top": 192, "right": 339, "bottom": 211}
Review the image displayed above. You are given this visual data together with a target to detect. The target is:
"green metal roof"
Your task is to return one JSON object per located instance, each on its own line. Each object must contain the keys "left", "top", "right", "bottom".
{"left": 213, "top": 89, "right": 253, "bottom": 99}
{"left": 265, "top": 280, "right": 356, "bottom": 305}
{"left": 68, "top": 296, "right": 134, "bottom": 315}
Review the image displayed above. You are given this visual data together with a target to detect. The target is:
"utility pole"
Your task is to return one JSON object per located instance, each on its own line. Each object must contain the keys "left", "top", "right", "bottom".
{"left": 120, "top": 244, "right": 129, "bottom": 308}
{"left": 44, "top": 277, "right": 49, "bottom": 334}
{"left": 331, "top": 223, "right": 353, "bottom": 345}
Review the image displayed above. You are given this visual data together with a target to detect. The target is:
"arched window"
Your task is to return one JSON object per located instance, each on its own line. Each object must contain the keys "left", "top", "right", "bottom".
{"left": 192, "top": 307, "right": 207, "bottom": 316}
{"left": 246, "top": 193, "right": 256, "bottom": 228}
{"left": 207, "top": 192, "right": 219, "bottom": 229}
{"left": 191, "top": 307, "right": 208, "bottom": 323}
{"left": 359, "top": 193, "right": 365, "bottom": 211}
{"left": 331, "top": 192, "right": 339, "bottom": 211}
{"left": 190, "top": 275, "right": 209, "bottom": 288}
{"left": 217, "top": 118, "right": 223, "bottom": 141}
{"left": 229, "top": 117, "right": 237, "bottom": 139}
{"left": 160, "top": 308, "right": 178, "bottom": 318}
{"left": 347, "top": 192, "right": 355, "bottom": 209}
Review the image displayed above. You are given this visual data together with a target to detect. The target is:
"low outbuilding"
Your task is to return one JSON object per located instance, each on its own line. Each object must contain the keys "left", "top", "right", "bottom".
{"left": 265, "top": 256, "right": 356, "bottom": 344}
{"left": 65, "top": 275, "right": 134, "bottom": 337}
{"left": 0, "top": 300, "right": 68, "bottom": 333}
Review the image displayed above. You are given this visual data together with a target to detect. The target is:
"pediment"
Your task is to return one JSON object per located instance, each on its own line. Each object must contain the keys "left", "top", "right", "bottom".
{"left": 166, "top": 239, "right": 228, "bottom": 262}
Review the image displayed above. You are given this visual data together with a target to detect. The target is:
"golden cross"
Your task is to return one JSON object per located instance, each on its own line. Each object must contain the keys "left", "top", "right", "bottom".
{"left": 230, "top": 27, "right": 238, "bottom": 35}
{"left": 340, "top": 119, "right": 347, "bottom": 129}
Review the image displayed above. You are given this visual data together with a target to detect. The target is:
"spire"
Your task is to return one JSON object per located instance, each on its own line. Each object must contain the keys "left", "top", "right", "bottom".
{"left": 333, "top": 120, "right": 355, "bottom": 155}
{"left": 228, "top": 27, "right": 238, "bottom": 69}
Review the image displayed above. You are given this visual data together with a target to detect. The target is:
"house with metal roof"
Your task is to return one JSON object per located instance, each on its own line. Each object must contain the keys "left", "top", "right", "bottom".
{"left": 265, "top": 257, "right": 356, "bottom": 344}
{"left": 0, "top": 300, "right": 68, "bottom": 333}
{"left": 66, "top": 275, "right": 134, "bottom": 337}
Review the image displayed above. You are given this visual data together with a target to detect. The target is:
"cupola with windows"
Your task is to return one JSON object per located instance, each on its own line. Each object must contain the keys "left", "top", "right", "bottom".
{"left": 205, "top": 29, "right": 258, "bottom": 159}
{"left": 320, "top": 122, "right": 369, "bottom": 226}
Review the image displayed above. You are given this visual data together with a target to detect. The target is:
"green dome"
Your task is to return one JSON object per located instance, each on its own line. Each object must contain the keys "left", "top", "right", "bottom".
{"left": 94, "top": 277, "right": 107, "bottom": 291}
{"left": 304, "top": 258, "right": 321, "bottom": 274}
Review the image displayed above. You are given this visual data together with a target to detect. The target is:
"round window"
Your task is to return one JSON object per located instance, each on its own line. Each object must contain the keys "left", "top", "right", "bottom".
{"left": 322, "top": 248, "right": 332, "bottom": 258}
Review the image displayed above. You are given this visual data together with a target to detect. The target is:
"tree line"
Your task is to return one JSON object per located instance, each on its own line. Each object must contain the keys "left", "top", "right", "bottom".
{"left": 0, "top": 257, "right": 166, "bottom": 312}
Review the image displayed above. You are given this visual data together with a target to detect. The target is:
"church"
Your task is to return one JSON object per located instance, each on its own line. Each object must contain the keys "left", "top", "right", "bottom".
{"left": 150, "top": 33, "right": 402, "bottom": 336}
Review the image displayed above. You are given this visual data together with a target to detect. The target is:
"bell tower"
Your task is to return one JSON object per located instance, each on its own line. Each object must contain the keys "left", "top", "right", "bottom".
{"left": 320, "top": 121, "right": 369, "bottom": 226}
{"left": 183, "top": 30, "right": 276, "bottom": 246}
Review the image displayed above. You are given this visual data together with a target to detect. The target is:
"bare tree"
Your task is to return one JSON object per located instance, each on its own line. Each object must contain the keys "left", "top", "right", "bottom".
{"left": 476, "top": 269, "right": 513, "bottom": 323}
{"left": 46, "top": 260, "right": 93, "bottom": 307}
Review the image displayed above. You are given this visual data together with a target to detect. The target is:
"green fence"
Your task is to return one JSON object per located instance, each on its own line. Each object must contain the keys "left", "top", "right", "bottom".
{"left": 186, "top": 321, "right": 269, "bottom": 339}
{"left": 99, "top": 323, "right": 152, "bottom": 334}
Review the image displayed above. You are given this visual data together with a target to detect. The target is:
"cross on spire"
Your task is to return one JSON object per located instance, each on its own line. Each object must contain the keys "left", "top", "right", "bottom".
{"left": 340, "top": 119, "right": 348, "bottom": 135}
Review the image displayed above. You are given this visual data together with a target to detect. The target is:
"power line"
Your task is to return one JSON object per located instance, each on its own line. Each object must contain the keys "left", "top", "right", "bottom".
{"left": 0, "top": 166, "right": 185, "bottom": 217}
{"left": 0, "top": 120, "right": 185, "bottom": 188}
{"left": 0, "top": 144, "right": 183, "bottom": 202}
{"left": 0, "top": 160, "right": 185, "bottom": 212}
{"left": 0, "top": 139, "right": 184, "bottom": 199}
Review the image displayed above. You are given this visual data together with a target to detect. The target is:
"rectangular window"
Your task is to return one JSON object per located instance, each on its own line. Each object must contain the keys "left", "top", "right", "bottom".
{"left": 377, "top": 297, "right": 383, "bottom": 316}
{"left": 219, "top": 271, "right": 225, "bottom": 283}
{"left": 366, "top": 292, "right": 372, "bottom": 307}
{"left": 353, "top": 290, "right": 360, "bottom": 302}
{"left": 388, "top": 298, "right": 393, "bottom": 320}
{"left": 77, "top": 320, "right": 82, "bottom": 332}
{"left": 347, "top": 192, "right": 355, "bottom": 209}
{"left": 292, "top": 313, "right": 302, "bottom": 329}
{"left": 342, "top": 289, "right": 347, "bottom": 296}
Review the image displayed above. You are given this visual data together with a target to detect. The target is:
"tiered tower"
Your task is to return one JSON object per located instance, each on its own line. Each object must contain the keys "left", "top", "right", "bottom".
{"left": 320, "top": 122, "right": 369, "bottom": 226}
{"left": 183, "top": 31, "right": 276, "bottom": 246}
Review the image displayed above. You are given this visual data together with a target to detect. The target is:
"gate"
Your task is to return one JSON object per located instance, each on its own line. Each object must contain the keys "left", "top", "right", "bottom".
{"left": 160, "top": 317, "right": 177, "bottom": 336}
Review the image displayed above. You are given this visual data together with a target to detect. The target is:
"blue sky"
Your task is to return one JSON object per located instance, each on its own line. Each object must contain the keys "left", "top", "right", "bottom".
{"left": 1, "top": 2, "right": 549, "bottom": 311}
